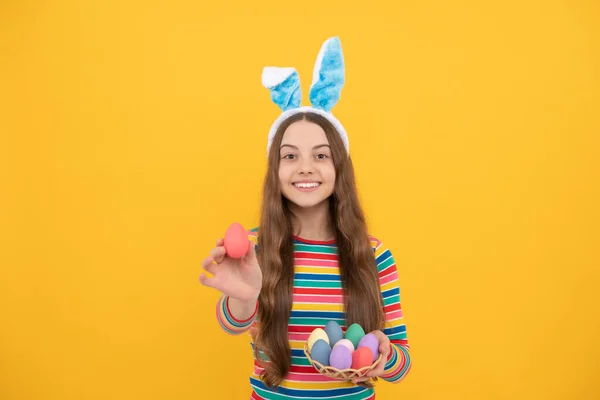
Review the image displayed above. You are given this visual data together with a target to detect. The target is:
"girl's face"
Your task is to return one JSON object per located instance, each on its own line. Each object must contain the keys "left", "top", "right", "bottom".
{"left": 278, "top": 119, "right": 336, "bottom": 209}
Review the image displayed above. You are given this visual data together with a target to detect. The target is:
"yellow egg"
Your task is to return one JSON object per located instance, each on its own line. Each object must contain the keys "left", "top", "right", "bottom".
{"left": 307, "top": 328, "right": 329, "bottom": 352}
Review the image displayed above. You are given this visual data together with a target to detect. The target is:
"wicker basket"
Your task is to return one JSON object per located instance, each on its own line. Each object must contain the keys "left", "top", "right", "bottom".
{"left": 303, "top": 343, "right": 382, "bottom": 382}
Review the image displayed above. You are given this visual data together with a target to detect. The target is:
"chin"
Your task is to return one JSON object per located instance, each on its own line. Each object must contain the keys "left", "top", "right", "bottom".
{"left": 284, "top": 193, "right": 333, "bottom": 209}
{"left": 290, "top": 198, "right": 327, "bottom": 209}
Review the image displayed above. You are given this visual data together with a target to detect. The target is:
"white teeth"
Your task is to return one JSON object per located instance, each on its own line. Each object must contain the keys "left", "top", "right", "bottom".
{"left": 294, "top": 182, "right": 320, "bottom": 188}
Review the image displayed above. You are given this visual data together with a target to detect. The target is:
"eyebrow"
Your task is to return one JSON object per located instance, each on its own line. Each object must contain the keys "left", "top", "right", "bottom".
{"left": 280, "top": 144, "right": 331, "bottom": 150}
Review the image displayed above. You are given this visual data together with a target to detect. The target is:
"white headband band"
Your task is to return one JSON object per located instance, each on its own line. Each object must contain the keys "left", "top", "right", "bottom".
{"left": 261, "top": 37, "right": 349, "bottom": 157}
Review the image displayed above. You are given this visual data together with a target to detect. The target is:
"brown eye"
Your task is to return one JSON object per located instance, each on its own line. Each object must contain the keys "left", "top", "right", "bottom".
{"left": 316, "top": 153, "right": 329, "bottom": 160}
{"left": 282, "top": 154, "right": 296, "bottom": 160}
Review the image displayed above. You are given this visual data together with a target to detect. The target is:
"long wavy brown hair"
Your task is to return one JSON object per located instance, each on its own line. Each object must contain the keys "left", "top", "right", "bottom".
{"left": 252, "top": 112, "right": 385, "bottom": 389}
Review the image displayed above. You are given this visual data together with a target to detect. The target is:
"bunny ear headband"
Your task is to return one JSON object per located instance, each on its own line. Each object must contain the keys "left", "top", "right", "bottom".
{"left": 261, "top": 36, "right": 349, "bottom": 157}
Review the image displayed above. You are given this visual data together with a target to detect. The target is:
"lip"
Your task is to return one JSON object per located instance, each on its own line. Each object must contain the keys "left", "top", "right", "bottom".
{"left": 292, "top": 180, "right": 322, "bottom": 184}
{"left": 292, "top": 181, "right": 321, "bottom": 192}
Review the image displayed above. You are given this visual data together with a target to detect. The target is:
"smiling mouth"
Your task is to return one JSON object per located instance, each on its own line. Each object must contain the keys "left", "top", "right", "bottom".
{"left": 293, "top": 182, "right": 321, "bottom": 189}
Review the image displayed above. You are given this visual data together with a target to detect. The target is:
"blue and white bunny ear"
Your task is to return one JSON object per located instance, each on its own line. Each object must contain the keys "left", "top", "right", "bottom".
{"left": 261, "top": 67, "right": 302, "bottom": 111}
{"left": 309, "top": 37, "right": 345, "bottom": 112}
{"left": 262, "top": 37, "right": 350, "bottom": 157}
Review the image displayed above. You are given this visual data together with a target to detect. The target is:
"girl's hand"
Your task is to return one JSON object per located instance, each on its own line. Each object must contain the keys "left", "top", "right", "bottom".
{"left": 199, "top": 238, "right": 262, "bottom": 302}
{"left": 351, "top": 330, "right": 391, "bottom": 385}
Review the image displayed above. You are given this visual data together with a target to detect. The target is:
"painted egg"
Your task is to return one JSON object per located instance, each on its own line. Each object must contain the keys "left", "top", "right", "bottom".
{"left": 332, "top": 338, "right": 355, "bottom": 353}
{"left": 345, "top": 323, "right": 366, "bottom": 349}
{"left": 351, "top": 347, "right": 373, "bottom": 370}
{"left": 307, "top": 328, "right": 329, "bottom": 352}
{"left": 223, "top": 222, "right": 249, "bottom": 258}
{"left": 357, "top": 333, "right": 380, "bottom": 362}
{"left": 329, "top": 344, "right": 352, "bottom": 370}
{"left": 324, "top": 321, "right": 344, "bottom": 347}
{"left": 310, "top": 339, "right": 331, "bottom": 366}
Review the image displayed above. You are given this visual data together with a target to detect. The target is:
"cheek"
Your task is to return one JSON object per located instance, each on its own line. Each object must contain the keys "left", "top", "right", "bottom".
{"left": 278, "top": 165, "right": 291, "bottom": 184}
{"left": 324, "top": 165, "right": 336, "bottom": 184}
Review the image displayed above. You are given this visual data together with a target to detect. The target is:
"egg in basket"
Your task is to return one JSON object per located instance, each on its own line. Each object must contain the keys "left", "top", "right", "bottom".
{"left": 303, "top": 321, "right": 383, "bottom": 383}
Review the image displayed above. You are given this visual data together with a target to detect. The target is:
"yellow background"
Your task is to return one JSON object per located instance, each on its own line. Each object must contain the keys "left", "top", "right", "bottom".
{"left": 1, "top": 0, "right": 599, "bottom": 399}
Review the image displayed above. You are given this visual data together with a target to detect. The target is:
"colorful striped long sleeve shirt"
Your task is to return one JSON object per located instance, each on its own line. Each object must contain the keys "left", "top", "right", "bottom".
{"left": 216, "top": 228, "right": 412, "bottom": 399}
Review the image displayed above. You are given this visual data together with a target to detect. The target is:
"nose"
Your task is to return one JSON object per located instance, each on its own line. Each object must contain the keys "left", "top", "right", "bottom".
{"left": 298, "top": 157, "right": 315, "bottom": 175}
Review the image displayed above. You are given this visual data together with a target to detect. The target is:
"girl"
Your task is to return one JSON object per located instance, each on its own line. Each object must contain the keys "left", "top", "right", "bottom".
{"left": 199, "top": 37, "right": 411, "bottom": 399}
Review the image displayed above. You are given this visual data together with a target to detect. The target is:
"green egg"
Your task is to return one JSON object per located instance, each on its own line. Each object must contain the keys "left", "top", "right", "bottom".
{"left": 345, "top": 323, "right": 366, "bottom": 349}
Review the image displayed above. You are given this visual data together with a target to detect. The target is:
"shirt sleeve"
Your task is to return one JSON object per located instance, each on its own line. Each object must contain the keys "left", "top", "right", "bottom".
{"left": 373, "top": 238, "right": 412, "bottom": 383}
{"left": 216, "top": 293, "right": 258, "bottom": 335}
{"left": 214, "top": 229, "right": 260, "bottom": 335}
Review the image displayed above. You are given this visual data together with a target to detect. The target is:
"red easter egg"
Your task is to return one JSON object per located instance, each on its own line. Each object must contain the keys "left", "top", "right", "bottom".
{"left": 223, "top": 223, "right": 249, "bottom": 258}
{"left": 351, "top": 347, "right": 373, "bottom": 370}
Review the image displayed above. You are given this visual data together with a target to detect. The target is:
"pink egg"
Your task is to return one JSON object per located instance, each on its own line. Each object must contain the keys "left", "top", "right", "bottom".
{"left": 329, "top": 344, "right": 352, "bottom": 370}
{"left": 223, "top": 223, "right": 249, "bottom": 258}
{"left": 332, "top": 338, "right": 354, "bottom": 352}
{"left": 351, "top": 347, "right": 373, "bottom": 369}
{"left": 357, "top": 333, "right": 379, "bottom": 362}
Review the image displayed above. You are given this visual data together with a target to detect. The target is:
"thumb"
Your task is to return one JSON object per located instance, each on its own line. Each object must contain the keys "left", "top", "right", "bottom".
{"left": 244, "top": 239, "right": 257, "bottom": 263}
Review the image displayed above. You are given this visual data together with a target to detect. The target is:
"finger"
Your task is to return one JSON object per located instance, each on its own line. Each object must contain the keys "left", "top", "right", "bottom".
{"left": 202, "top": 256, "right": 217, "bottom": 275}
{"left": 199, "top": 272, "right": 220, "bottom": 289}
{"left": 366, "top": 363, "right": 384, "bottom": 377}
{"left": 210, "top": 246, "right": 227, "bottom": 264}
{"left": 201, "top": 256, "right": 213, "bottom": 269}
{"left": 352, "top": 376, "right": 370, "bottom": 384}
{"left": 380, "top": 342, "right": 391, "bottom": 357}
{"left": 368, "top": 355, "right": 386, "bottom": 376}
{"left": 243, "top": 240, "right": 257, "bottom": 262}
{"left": 216, "top": 237, "right": 224, "bottom": 247}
